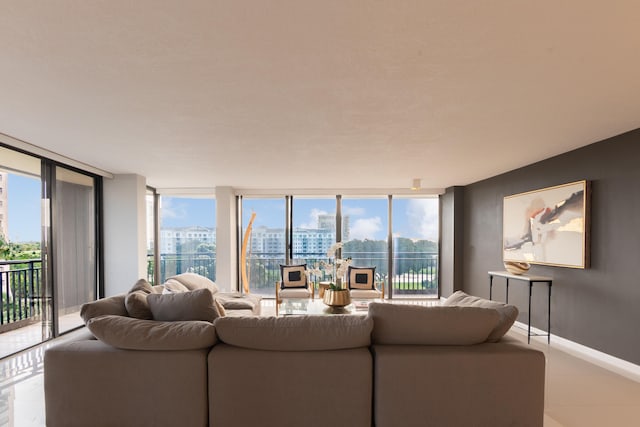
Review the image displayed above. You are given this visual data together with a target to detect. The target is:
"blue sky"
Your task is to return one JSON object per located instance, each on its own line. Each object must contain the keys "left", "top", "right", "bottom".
{"left": 5, "top": 174, "right": 41, "bottom": 242}
{"left": 160, "top": 197, "right": 217, "bottom": 228}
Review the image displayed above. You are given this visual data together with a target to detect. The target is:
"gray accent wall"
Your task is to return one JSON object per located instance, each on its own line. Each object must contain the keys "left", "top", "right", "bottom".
{"left": 460, "top": 128, "right": 640, "bottom": 365}
{"left": 440, "top": 186, "right": 464, "bottom": 297}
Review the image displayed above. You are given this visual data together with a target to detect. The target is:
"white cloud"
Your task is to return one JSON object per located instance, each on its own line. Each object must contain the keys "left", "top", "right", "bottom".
{"left": 407, "top": 199, "right": 439, "bottom": 241}
{"left": 160, "top": 198, "right": 187, "bottom": 220}
{"left": 349, "top": 217, "right": 382, "bottom": 240}
{"left": 343, "top": 206, "right": 365, "bottom": 216}
{"left": 299, "top": 208, "right": 328, "bottom": 229}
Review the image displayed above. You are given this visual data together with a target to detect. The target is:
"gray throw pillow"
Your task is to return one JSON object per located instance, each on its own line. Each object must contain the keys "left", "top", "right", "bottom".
{"left": 442, "top": 291, "right": 519, "bottom": 342}
{"left": 129, "top": 278, "right": 154, "bottom": 294}
{"left": 147, "top": 288, "right": 220, "bottom": 322}
{"left": 125, "top": 290, "right": 153, "bottom": 320}
{"left": 80, "top": 294, "right": 128, "bottom": 324}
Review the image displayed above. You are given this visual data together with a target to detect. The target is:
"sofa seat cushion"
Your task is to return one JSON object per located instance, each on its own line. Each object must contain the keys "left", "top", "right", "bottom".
{"left": 350, "top": 289, "right": 382, "bottom": 299}
{"left": 368, "top": 303, "right": 500, "bottom": 345}
{"left": 214, "top": 315, "right": 373, "bottom": 351}
{"left": 277, "top": 287, "right": 312, "bottom": 298}
{"left": 442, "top": 291, "right": 519, "bottom": 342}
{"left": 80, "top": 294, "right": 128, "bottom": 324}
{"left": 148, "top": 288, "right": 221, "bottom": 322}
{"left": 87, "top": 315, "right": 218, "bottom": 350}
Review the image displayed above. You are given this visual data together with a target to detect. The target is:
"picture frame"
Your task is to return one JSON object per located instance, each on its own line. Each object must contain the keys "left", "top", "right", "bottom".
{"left": 503, "top": 180, "right": 590, "bottom": 269}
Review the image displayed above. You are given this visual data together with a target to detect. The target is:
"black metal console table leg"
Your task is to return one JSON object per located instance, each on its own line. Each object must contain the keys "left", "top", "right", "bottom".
{"left": 528, "top": 282, "right": 533, "bottom": 344}
{"left": 505, "top": 279, "right": 509, "bottom": 303}
{"left": 489, "top": 275, "right": 493, "bottom": 300}
{"left": 547, "top": 281, "right": 552, "bottom": 344}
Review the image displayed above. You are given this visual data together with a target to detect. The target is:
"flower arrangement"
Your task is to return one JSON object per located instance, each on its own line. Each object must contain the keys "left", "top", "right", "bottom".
{"left": 307, "top": 242, "right": 352, "bottom": 291}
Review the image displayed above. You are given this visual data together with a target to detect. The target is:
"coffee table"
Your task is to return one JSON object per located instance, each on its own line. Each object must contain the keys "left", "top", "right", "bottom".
{"left": 277, "top": 299, "right": 366, "bottom": 316}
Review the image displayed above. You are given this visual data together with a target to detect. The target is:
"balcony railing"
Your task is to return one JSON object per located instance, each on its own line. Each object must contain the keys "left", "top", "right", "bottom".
{"left": 146, "top": 251, "right": 437, "bottom": 297}
{"left": 245, "top": 251, "right": 438, "bottom": 297}
{"left": 149, "top": 252, "right": 217, "bottom": 284}
{"left": 0, "top": 259, "right": 43, "bottom": 331}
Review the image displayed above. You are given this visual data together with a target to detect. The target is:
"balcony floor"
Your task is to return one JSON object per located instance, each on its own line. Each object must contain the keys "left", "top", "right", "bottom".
{"left": 0, "top": 313, "right": 83, "bottom": 360}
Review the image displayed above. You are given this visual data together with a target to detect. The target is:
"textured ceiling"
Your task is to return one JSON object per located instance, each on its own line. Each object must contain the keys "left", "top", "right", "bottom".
{"left": 0, "top": 1, "right": 639, "bottom": 192}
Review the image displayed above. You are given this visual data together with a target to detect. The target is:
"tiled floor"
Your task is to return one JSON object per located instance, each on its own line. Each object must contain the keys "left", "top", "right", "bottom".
{"left": 517, "top": 328, "right": 640, "bottom": 427}
{"left": 1, "top": 302, "right": 639, "bottom": 427}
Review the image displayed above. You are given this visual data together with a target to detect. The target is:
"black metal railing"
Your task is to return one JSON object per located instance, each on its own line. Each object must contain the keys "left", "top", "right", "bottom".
{"left": 0, "top": 259, "right": 43, "bottom": 328}
{"left": 149, "top": 253, "right": 217, "bottom": 284}
{"left": 245, "top": 251, "right": 438, "bottom": 297}
{"left": 146, "top": 251, "right": 438, "bottom": 297}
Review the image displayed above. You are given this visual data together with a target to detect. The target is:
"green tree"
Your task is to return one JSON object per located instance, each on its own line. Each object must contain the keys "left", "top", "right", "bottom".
{"left": 0, "top": 233, "right": 9, "bottom": 259}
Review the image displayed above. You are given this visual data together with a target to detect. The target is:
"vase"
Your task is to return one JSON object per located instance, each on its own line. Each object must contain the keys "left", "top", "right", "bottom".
{"left": 323, "top": 289, "right": 351, "bottom": 307}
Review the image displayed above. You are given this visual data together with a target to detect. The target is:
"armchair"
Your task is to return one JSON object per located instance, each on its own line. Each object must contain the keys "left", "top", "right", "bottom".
{"left": 276, "top": 264, "right": 314, "bottom": 315}
{"left": 347, "top": 266, "right": 384, "bottom": 300}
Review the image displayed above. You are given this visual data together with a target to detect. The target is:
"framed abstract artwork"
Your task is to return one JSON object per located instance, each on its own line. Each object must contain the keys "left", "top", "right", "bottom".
{"left": 503, "top": 180, "right": 590, "bottom": 269}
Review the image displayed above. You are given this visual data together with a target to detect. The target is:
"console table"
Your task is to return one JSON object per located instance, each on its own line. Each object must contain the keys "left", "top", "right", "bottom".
{"left": 488, "top": 271, "right": 552, "bottom": 344}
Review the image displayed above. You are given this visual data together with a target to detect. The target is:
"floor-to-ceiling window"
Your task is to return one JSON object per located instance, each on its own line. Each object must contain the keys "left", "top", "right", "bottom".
{"left": 341, "top": 196, "right": 389, "bottom": 289}
{"left": 391, "top": 197, "right": 439, "bottom": 298}
{"left": 146, "top": 188, "right": 158, "bottom": 284}
{"left": 158, "top": 195, "right": 216, "bottom": 283}
{"left": 291, "top": 197, "right": 336, "bottom": 276}
{"left": 238, "top": 193, "right": 439, "bottom": 299}
{"left": 240, "top": 197, "right": 286, "bottom": 297}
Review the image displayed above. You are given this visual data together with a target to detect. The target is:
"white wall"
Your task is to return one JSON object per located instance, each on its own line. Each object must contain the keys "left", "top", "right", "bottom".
{"left": 103, "top": 174, "right": 147, "bottom": 295}
{"left": 215, "top": 186, "right": 237, "bottom": 292}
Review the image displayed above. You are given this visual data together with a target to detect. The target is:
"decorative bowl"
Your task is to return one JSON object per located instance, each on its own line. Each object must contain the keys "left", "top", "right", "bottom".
{"left": 504, "top": 261, "right": 531, "bottom": 275}
{"left": 322, "top": 289, "right": 351, "bottom": 307}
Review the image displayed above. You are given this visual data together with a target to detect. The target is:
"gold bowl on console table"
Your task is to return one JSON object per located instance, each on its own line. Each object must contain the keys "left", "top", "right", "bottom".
{"left": 503, "top": 261, "right": 531, "bottom": 275}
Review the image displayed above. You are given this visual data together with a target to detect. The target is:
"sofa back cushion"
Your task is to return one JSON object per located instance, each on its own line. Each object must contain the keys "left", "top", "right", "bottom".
{"left": 80, "top": 294, "right": 128, "bottom": 324}
{"left": 214, "top": 315, "right": 373, "bottom": 351}
{"left": 368, "top": 303, "right": 500, "bottom": 345}
{"left": 87, "top": 315, "right": 217, "bottom": 350}
{"left": 166, "top": 272, "right": 219, "bottom": 294}
{"left": 148, "top": 288, "right": 221, "bottom": 322}
{"left": 442, "top": 291, "right": 519, "bottom": 342}
{"left": 162, "top": 279, "right": 190, "bottom": 293}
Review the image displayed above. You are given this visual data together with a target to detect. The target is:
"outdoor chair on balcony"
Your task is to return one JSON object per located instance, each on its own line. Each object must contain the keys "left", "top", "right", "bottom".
{"left": 347, "top": 266, "right": 384, "bottom": 300}
{"left": 276, "top": 264, "right": 314, "bottom": 305}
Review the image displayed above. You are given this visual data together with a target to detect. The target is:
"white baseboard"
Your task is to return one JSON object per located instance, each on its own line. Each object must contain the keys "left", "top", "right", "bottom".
{"left": 513, "top": 321, "right": 640, "bottom": 383}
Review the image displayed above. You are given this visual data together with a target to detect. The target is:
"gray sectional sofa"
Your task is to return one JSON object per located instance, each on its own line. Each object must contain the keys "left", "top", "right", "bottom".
{"left": 44, "top": 284, "right": 545, "bottom": 427}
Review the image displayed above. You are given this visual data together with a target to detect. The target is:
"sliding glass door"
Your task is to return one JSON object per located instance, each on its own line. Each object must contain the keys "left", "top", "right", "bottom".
{"left": 0, "top": 145, "right": 102, "bottom": 358}
{"left": 53, "top": 166, "right": 97, "bottom": 334}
